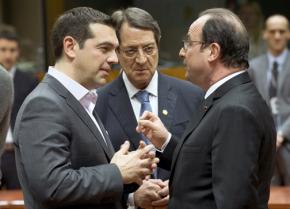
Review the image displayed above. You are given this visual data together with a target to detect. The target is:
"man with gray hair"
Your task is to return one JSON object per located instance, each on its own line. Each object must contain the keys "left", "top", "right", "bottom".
{"left": 0, "top": 64, "right": 13, "bottom": 186}
{"left": 137, "top": 8, "right": 276, "bottom": 209}
{"left": 95, "top": 7, "right": 203, "bottom": 208}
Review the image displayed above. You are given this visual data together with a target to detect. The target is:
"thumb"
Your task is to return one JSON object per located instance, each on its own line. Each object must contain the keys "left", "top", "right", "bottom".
{"left": 119, "top": 140, "right": 130, "bottom": 154}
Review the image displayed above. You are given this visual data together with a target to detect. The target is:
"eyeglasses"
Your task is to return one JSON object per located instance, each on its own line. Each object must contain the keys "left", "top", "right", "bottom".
{"left": 182, "top": 40, "right": 204, "bottom": 50}
{"left": 118, "top": 45, "right": 157, "bottom": 59}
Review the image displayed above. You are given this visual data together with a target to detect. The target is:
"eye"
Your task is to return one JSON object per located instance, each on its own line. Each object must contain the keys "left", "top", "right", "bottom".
{"left": 124, "top": 48, "right": 137, "bottom": 57}
{"left": 99, "top": 46, "right": 110, "bottom": 53}
{"left": 143, "top": 46, "right": 155, "bottom": 55}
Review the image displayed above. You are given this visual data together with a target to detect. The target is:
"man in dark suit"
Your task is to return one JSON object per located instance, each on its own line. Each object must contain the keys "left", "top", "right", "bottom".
{"left": 0, "top": 64, "right": 13, "bottom": 186}
{"left": 138, "top": 8, "right": 276, "bottom": 209}
{"left": 248, "top": 15, "right": 290, "bottom": 185}
{"left": 14, "top": 7, "right": 158, "bottom": 209}
{"left": 0, "top": 27, "right": 38, "bottom": 189}
{"left": 95, "top": 7, "right": 203, "bottom": 208}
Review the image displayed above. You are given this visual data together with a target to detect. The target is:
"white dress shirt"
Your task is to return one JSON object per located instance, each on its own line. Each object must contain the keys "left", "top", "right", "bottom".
{"left": 48, "top": 66, "right": 106, "bottom": 142}
{"left": 204, "top": 70, "right": 246, "bottom": 99}
{"left": 122, "top": 70, "right": 158, "bottom": 120}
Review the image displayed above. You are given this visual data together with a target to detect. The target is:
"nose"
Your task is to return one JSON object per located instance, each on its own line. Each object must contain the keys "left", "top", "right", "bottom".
{"left": 108, "top": 50, "right": 119, "bottom": 64}
{"left": 135, "top": 49, "right": 147, "bottom": 64}
{"left": 179, "top": 47, "right": 185, "bottom": 58}
{"left": 274, "top": 31, "right": 281, "bottom": 39}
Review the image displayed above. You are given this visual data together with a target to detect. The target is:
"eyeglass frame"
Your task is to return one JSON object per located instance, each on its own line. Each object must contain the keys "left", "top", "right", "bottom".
{"left": 182, "top": 39, "right": 204, "bottom": 50}
{"left": 117, "top": 44, "right": 158, "bottom": 59}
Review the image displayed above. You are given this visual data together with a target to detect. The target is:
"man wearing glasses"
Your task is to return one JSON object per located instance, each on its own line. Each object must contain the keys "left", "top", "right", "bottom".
{"left": 95, "top": 7, "right": 203, "bottom": 208}
{"left": 137, "top": 8, "right": 276, "bottom": 209}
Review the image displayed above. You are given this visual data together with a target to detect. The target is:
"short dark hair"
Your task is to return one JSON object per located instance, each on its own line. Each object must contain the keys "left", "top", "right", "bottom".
{"left": 0, "top": 26, "right": 19, "bottom": 43}
{"left": 51, "top": 7, "right": 113, "bottom": 60}
{"left": 111, "top": 7, "right": 161, "bottom": 46}
{"left": 199, "top": 8, "right": 249, "bottom": 70}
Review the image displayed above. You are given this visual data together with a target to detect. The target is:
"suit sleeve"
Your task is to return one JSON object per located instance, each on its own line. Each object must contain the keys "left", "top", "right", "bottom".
{"left": 211, "top": 105, "right": 267, "bottom": 209}
{"left": 157, "top": 136, "right": 179, "bottom": 171}
{"left": 0, "top": 69, "right": 13, "bottom": 183}
{"left": 14, "top": 96, "right": 123, "bottom": 207}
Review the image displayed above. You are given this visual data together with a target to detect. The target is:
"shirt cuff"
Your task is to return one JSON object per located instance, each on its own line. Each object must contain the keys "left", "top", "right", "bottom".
{"left": 127, "top": 192, "right": 135, "bottom": 208}
{"left": 156, "top": 133, "right": 172, "bottom": 152}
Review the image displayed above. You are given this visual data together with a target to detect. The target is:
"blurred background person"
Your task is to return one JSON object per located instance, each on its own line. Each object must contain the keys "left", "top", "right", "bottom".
{"left": 0, "top": 26, "right": 38, "bottom": 190}
{"left": 237, "top": 0, "right": 266, "bottom": 59}
{"left": 0, "top": 64, "right": 13, "bottom": 187}
{"left": 248, "top": 14, "right": 290, "bottom": 185}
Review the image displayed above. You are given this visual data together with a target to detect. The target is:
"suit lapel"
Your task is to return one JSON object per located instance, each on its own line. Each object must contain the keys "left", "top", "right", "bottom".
{"left": 93, "top": 112, "right": 115, "bottom": 158}
{"left": 158, "top": 74, "right": 177, "bottom": 129}
{"left": 258, "top": 56, "right": 269, "bottom": 100}
{"left": 44, "top": 75, "right": 112, "bottom": 159}
{"left": 108, "top": 76, "right": 141, "bottom": 149}
{"left": 170, "top": 72, "right": 252, "bottom": 180}
{"left": 169, "top": 98, "right": 211, "bottom": 182}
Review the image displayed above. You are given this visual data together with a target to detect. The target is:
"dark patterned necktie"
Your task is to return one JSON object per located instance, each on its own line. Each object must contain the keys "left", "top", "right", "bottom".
{"left": 269, "top": 61, "right": 279, "bottom": 99}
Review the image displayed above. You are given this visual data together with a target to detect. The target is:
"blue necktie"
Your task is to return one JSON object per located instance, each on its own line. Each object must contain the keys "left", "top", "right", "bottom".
{"left": 135, "top": 91, "right": 157, "bottom": 178}
{"left": 135, "top": 90, "right": 152, "bottom": 118}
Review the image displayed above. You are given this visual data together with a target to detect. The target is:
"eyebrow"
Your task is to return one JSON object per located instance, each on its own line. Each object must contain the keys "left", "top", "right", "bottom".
{"left": 121, "top": 42, "right": 156, "bottom": 48}
{"left": 97, "top": 42, "right": 119, "bottom": 48}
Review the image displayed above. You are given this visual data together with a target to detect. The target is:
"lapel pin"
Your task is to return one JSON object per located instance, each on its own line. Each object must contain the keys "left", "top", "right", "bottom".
{"left": 162, "top": 109, "right": 168, "bottom": 116}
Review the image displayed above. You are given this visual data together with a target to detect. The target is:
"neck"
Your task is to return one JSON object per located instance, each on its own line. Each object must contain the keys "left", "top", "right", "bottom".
{"left": 269, "top": 48, "right": 285, "bottom": 57}
{"left": 206, "top": 64, "right": 242, "bottom": 90}
{"left": 54, "top": 60, "right": 75, "bottom": 79}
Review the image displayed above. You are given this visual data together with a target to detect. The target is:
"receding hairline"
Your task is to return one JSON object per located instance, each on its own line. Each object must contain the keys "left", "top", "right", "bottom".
{"left": 265, "top": 14, "right": 289, "bottom": 29}
{"left": 198, "top": 9, "right": 247, "bottom": 36}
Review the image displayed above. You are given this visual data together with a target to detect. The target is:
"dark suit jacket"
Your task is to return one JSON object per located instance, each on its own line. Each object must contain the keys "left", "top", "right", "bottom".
{"left": 14, "top": 75, "right": 125, "bottom": 209}
{"left": 95, "top": 73, "right": 203, "bottom": 180}
{"left": 11, "top": 69, "right": 38, "bottom": 130}
{"left": 159, "top": 72, "right": 276, "bottom": 209}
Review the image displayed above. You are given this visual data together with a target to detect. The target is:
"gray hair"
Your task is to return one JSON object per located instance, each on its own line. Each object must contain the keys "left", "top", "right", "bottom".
{"left": 111, "top": 7, "right": 161, "bottom": 46}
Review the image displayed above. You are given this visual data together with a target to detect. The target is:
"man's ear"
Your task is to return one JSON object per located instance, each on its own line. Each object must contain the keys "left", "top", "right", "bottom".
{"left": 63, "top": 36, "right": 78, "bottom": 59}
{"left": 262, "top": 30, "right": 268, "bottom": 41}
{"left": 208, "top": 43, "right": 220, "bottom": 62}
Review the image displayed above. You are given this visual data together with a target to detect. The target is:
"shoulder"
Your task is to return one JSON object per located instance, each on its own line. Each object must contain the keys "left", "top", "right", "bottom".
{"left": 0, "top": 68, "right": 13, "bottom": 101}
{"left": 0, "top": 68, "right": 13, "bottom": 87}
{"left": 159, "top": 73, "right": 204, "bottom": 96}
{"left": 15, "top": 69, "right": 38, "bottom": 83}
{"left": 249, "top": 54, "right": 267, "bottom": 68}
{"left": 98, "top": 76, "right": 122, "bottom": 95}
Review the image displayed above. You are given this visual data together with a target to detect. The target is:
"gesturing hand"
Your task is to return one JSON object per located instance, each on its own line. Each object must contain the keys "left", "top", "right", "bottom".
{"left": 137, "top": 111, "right": 170, "bottom": 149}
{"left": 111, "top": 141, "right": 159, "bottom": 185}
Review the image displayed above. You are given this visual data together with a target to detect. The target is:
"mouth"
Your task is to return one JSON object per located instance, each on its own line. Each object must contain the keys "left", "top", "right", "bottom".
{"left": 99, "top": 68, "right": 110, "bottom": 77}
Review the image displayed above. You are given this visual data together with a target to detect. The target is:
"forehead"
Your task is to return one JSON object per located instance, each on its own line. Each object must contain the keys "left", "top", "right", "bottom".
{"left": 0, "top": 38, "right": 18, "bottom": 47}
{"left": 119, "top": 22, "right": 156, "bottom": 46}
{"left": 88, "top": 23, "right": 119, "bottom": 46}
{"left": 188, "top": 15, "right": 209, "bottom": 39}
{"left": 266, "top": 16, "right": 289, "bottom": 31}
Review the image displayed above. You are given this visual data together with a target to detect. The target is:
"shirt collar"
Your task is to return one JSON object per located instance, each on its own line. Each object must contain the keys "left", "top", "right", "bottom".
{"left": 122, "top": 70, "right": 158, "bottom": 98}
{"left": 47, "top": 66, "right": 93, "bottom": 101}
{"left": 8, "top": 66, "right": 16, "bottom": 78}
{"left": 205, "top": 71, "right": 246, "bottom": 99}
{"left": 267, "top": 49, "right": 288, "bottom": 67}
